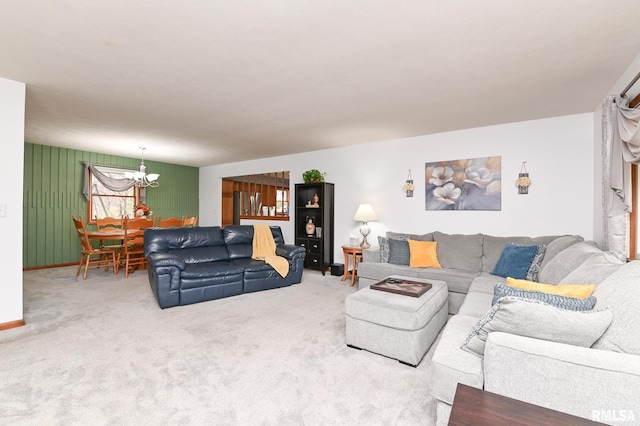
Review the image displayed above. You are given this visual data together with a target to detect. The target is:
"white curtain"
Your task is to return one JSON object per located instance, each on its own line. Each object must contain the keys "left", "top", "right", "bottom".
{"left": 602, "top": 95, "right": 640, "bottom": 260}
{"left": 82, "top": 162, "right": 146, "bottom": 203}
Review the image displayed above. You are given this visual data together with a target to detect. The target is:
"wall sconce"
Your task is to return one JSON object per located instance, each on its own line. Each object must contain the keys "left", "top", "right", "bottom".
{"left": 403, "top": 169, "right": 414, "bottom": 197}
{"left": 515, "top": 161, "right": 531, "bottom": 194}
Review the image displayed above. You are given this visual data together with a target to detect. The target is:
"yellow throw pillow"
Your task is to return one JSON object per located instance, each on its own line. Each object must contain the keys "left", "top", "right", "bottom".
{"left": 505, "top": 277, "right": 595, "bottom": 299}
{"left": 409, "top": 240, "right": 441, "bottom": 268}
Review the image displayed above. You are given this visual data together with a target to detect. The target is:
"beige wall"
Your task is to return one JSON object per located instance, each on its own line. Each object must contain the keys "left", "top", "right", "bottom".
{"left": 201, "top": 113, "right": 595, "bottom": 258}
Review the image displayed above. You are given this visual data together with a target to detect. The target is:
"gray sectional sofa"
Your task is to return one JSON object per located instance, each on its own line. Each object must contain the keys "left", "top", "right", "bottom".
{"left": 358, "top": 232, "right": 640, "bottom": 425}
{"left": 359, "top": 231, "right": 576, "bottom": 313}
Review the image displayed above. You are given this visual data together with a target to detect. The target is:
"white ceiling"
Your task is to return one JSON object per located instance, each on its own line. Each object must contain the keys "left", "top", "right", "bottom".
{"left": 1, "top": 1, "right": 639, "bottom": 167}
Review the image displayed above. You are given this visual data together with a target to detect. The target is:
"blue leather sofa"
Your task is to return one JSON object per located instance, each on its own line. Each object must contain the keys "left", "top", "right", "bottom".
{"left": 144, "top": 225, "right": 306, "bottom": 308}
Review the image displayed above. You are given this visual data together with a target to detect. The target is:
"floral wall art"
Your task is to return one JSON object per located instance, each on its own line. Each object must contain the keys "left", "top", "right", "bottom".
{"left": 425, "top": 156, "right": 501, "bottom": 211}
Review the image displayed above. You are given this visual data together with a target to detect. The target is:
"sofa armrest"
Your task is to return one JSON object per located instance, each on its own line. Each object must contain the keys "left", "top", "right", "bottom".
{"left": 147, "top": 252, "right": 186, "bottom": 270}
{"left": 276, "top": 244, "right": 306, "bottom": 260}
{"left": 484, "top": 332, "right": 640, "bottom": 422}
{"left": 362, "top": 248, "right": 380, "bottom": 263}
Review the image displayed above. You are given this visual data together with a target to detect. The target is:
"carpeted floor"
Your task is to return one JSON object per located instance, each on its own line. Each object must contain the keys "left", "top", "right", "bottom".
{"left": 1, "top": 266, "right": 438, "bottom": 425}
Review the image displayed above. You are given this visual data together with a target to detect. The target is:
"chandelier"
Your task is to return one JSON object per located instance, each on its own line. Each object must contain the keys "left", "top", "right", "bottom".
{"left": 125, "top": 147, "right": 160, "bottom": 188}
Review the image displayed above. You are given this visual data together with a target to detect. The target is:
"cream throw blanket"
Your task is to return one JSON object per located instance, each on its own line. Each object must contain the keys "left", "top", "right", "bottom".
{"left": 252, "top": 224, "right": 289, "bottom": 278}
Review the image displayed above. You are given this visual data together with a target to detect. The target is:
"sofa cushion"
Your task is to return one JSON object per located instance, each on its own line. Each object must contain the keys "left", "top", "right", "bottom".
{"left": 409, "top": 240, "right": 441, "bottom": 268}
{"left": 362, "top": 247, "right": 380, "bottom": 263}
{"left": 461, "top": 297, "right": 613, "bottom": 357}
{"left": 222, "top": 225, "right": 285, "bottom": 260}
{"left": 387, "top": 231, "right": 434, "bottom": 241}
{"left": 559, "top": 251, "right": 623, "bottom": 285}
{"left": 491, "top": 244, "right": 539, "bottom": 279}
{"left": 145, "top": 226, "right": 226, "bottom": 256}
{"left": 484, "top": 332, "right": 640, "bottom": 425}
{"left": 357, "top": 262, "right": 420, "bottom": 283}
{"left": 171, "top": 245, "right": 230, "bottom": 264}
{"left": 222, "top": 225, "right": 285, "bottom": 245}
{"left": 388, "top": 238, "right": 410, "bottom": 265}
{"left": 180, "top": 261, "right": 244, "bottom": 281}
{"left": 226, "top": 244, "right": 253, "bottom": 259}
{"left": 414, "top": 268, "right": 479, "bottom": 294}
{"left": 538, "top": 241, "right": 600, "bottom": 284}
{"left": 505, "top": 277, "right": 595, "bottom": 299}
{"left": 538, "top": 235, "right": 584, "bottom": 274}
{"left": 358, "top": 262, "right": 479, "bottom": 295}
{"left": 481, "top": 235, "right": 558, "bottom": 273}
{"left": 433, "top": 232, "right": 483, "bottom": 272}
{"left": 431, "top": 314, "right": 485, "bottom": 405}
{"left": 458, "top": 291, "right": 494, "bottom": 318}
{"left": 592, "top": 261, "right": 640, "bottom": 355}
{"left": 228, "top": 257, "right": 283, "bottom": 272}
{"left": 492, "top": 283, "right": 597, "bottom": 311}
{"left": 467, "top": 272, "right": 504, "bottom": 295}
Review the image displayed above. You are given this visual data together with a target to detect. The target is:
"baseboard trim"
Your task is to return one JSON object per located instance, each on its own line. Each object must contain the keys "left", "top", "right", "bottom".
{"left": 23, "top": 262, "right": 76, "bottom": 271}
{"left": 0, "top": 319, "right": 26, "bottom": 331}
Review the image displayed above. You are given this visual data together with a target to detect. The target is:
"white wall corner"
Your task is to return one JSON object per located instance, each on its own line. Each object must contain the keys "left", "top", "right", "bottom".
{"left": 0, "top": 76, "right": 26, "bottom": 326}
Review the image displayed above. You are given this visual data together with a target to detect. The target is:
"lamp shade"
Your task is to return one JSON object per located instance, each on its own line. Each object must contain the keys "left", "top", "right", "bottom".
{"left": 353, "top": 204, "right": 378, "bottom": 222}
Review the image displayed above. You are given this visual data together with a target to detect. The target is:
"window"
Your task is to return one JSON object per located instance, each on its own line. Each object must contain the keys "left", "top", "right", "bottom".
{"left": 87, "top": 166, "right": 140, "bottom": 223}
{"left": 276, "top": 189, "right": 287, "bottom": 214}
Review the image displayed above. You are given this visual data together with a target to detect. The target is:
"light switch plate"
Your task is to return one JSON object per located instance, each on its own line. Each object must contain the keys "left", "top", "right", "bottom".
{"left": 0, "top": 203, "right": 6, "bottom": 217}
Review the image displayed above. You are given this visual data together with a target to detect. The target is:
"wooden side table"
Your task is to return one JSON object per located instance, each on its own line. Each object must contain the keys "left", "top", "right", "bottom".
{"left": 341, "top": 245, "right": 362, "bottom": 287}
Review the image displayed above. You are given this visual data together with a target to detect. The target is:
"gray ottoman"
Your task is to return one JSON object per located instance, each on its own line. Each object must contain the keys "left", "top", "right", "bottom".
{"left": 345, "top": 276, "right": 448, "bottom": 366}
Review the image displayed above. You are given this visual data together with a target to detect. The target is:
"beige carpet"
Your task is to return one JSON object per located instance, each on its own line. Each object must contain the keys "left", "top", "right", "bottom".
{"left": 1, "top": 266, "right": 438, "bottom": 425}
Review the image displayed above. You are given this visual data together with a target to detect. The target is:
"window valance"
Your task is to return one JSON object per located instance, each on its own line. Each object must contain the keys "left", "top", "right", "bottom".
{"left": 82, "top": 162, "right": 146, "bottom": 203}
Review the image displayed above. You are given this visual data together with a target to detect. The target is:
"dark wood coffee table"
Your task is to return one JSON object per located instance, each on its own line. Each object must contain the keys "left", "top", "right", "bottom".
{"left": 448, "top": 384, "right": 604, "bottom": 425}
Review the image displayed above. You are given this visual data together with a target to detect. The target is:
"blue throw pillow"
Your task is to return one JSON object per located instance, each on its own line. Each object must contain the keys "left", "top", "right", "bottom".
{"left": 492, "top": 283, "right": 597, "bottom": 311}
{"left": 491, "top": 243, "right": 539, "bottom": 279}
{"left": 388, "top": 238, "right": 410, "bottom": 265}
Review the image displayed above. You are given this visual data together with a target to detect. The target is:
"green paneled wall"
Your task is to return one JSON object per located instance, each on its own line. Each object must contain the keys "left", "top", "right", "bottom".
{"left": 23, "top": 143, "right": 199, "bottom": 268}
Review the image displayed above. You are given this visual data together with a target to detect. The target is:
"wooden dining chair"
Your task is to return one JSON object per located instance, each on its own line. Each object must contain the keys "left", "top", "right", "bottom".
{"left": 118, "top": 217, "right": 154, "bottom": 278}
{"left": 95, "top": 216, "right": 123, "bottom": 230}
{"left": 182, "top": 216, "right": 198, "bottom": 227}
{"left": 157, "top": 216, "right": 183, "bottom": 228}
{"left": 72, "top": 215, "right": 118, "bottom": 280}
{"left": 95, "top": 216, "right": 124, "bottom": 249}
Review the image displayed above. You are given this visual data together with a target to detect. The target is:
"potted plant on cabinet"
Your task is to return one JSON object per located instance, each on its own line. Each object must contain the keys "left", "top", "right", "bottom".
{"left": 302, "top": 169, "right": 326, "bottom": 183}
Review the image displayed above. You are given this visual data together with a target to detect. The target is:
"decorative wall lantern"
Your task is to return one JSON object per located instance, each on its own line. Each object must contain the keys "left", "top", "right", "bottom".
{"left": 515, "top": 161, "right": 531, "bottom": 194}
{"left": 403, "top": 169, "right": 414, "bottom": 197}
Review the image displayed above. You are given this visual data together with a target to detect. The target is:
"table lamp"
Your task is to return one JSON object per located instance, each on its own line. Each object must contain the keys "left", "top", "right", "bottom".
{"left": 353, "top": 203, "right": 378, "bottom": 249}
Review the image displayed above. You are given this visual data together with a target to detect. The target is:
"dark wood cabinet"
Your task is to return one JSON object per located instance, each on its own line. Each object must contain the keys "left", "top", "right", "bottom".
{"left": 295, "top": 182, "right": 334, "bottom": 275}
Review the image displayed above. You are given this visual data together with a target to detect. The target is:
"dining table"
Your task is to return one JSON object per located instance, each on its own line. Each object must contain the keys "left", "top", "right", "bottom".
{"left": 85, "top": 228, "right": 147, "bottom": 273}
{"left": 85, "top": 228, "right": 146, "bottom": 247}
{"left": 85, "top": 229, "right": 126, "bottom": 241}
